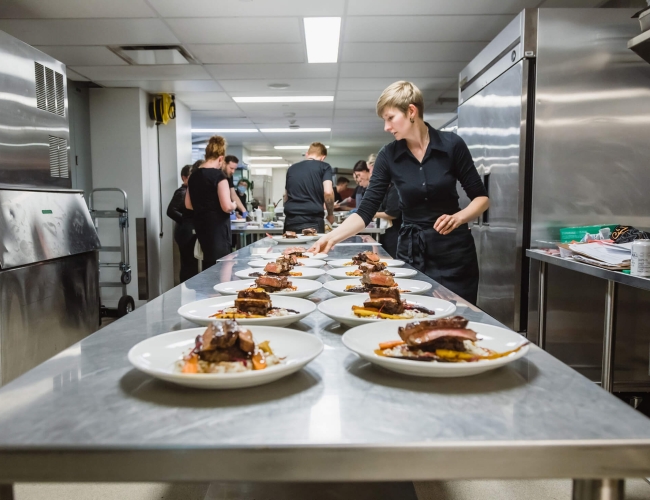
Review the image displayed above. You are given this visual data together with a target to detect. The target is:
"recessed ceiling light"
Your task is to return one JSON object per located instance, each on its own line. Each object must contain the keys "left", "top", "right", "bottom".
{"left": 248, "top": 156, "right": 284, "bottom": 160}
{"left": 191, "top": 128, "right": 258, "bottom": 133}
{"left": 304, "top": 17, "right": 341, "bottom": 64}
{"left": 261, "top": 128, "right": 331, "bottom": 133}
{"left": 268, "top": 83, "right": 291, "bottom": 89}
{"left": 233, "top": 96, "right": 333, "bottom": 103}
{"left": 274, "top": 145, "right": 330, "bottom": 150}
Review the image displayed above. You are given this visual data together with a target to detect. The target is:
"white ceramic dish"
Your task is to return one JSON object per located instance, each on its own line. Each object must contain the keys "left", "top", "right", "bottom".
{"left": 214, "top": 279, "right": 322, "bottom": 298}
{"left": 248, "top": 259, "right": 327, "bottom": 268}
{"left": 178, "top": 295, "right": 316, "bottom": 327}
{"left": 259, "top": 252, "right": 328, "bottom": 260}
{"left": 326, "top": 267, "right": 417, "bottom": 280}
{"left": 270, "top": 235, "right": 317, "bottom": 243}
{"left": 327, "top": 258, "right": 405, "bottom": 268}
{"left": 342, "top": 321, "right": 529, "bottom": 378}
{"left": 318, "top": 294, "right": 456, "bottom": 328}
{"left": 323, "top": 279, "right": 432, "bottom": 297}
{"left": 235, "top": 267, "right": 326, "bottom": 280}
{"left": 128, "top": 326, "right": 323, "bottom": 389}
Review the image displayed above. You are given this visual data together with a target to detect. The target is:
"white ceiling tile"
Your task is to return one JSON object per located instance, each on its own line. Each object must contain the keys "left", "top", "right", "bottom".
{"left": 34, "top": 46, "right": 127, "bottom": 66}
{"left": 94, "top": 80, "right": 223, "bottom": 92}
{"left": 205, "top": 63, "right": 338, "bottom": 80}
{"left": 0, "top": 19, "right": 179, "bottom": 46}
{"left": 336, "top": 90, "right": 441, "bottom": 101}
{"left": 344, "top": 16, "right": 514, "bottom": 42}
{"left": 334, "top": 101, "right": 377, "bottom": 110}
{"left": 166, "top": 18, "right": 301, "bottom": 44}
{"left": 0, "top": 0, "right": 156, "bottom": 18}
{"left": 175, "top": 91, "right": 232, "bottom": 103}
{"left": 341, "top": 42, "right": 487, "bottom": 63}
{"left": 72, "top": 65, "right": 212, "bottom": 81}
{"left": 191, "top": 111, "right": 248, "bottom": 125}
{"left": 183, "top": 101, "right": 242, "bottom": 111}
{"left": 340, "top": 62, "right": 465, "bottom": 79}
{"left": 218, "top": 79, "right": 337, "bottom": 92}
{"left": 337, "top": 77, "right": 455, "bottom": 92}
{"left": 66, "top": 69, "right": 90, "bottom": 82}
{"left": 346, "top": 0, "right": 538, "bottom": 16}
{"left": 190, "top": 117, "right": 253, "bottom": 126}
{"left": 188, "top": 44, "right": 305, "bottom": 64}
{"left": 150, "top": 0, "right": 345, "bottom": 17}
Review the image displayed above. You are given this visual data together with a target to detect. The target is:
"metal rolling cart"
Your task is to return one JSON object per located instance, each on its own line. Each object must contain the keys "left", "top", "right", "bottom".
{"left": 89, "top": 188, "right": 134, "bottom": 318}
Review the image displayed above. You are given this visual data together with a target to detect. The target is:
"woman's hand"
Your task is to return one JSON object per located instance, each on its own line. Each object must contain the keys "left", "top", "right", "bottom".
{"left": 433, "top": 213, "right": 464, "bottom": 235}
{"left": 309, "top": 235, "right": 335, "bottom": 254}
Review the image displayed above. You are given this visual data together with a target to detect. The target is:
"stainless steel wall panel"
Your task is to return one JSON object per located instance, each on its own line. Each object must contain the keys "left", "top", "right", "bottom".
{"left": 0, "top": 190, "right": 100, "bottom": 269}
{"left": 0, "top": 29, "right": 70, "bottom": 189}
{"left": 530, "top": 9, "right": 650, "bottom": 244}
{"left": 0, "top": 251, "right": 99, "bottom": 385}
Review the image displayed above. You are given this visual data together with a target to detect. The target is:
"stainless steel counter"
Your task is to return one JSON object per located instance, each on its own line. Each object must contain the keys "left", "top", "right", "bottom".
{"left": 1, "top": 242, "right": 650, "bottom": 495}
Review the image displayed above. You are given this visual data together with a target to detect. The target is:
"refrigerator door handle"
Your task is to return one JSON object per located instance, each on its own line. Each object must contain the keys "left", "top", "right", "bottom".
{"left": 482, "top": 172, "right": 490, "bottom": 226}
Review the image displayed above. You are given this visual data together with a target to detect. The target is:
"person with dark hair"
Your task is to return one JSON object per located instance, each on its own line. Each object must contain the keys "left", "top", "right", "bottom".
{"left": 186, "top": 135, "right": 237, "bottom": 269}
{"left": 352, "top": 160, "right": 370, "bottom": 208}
{"left": 235, "top": 178, "right": 250, "bottom": 210}
{"left": 334, "top": 176, "right": 354, "bottom": 210}
{"left": 167, "top": 164, "right": 198, "bottom": 282}
{"left": 222, "top": 155, "right": 248, "bottom": 218}
{"left": 283, "top": 142, "right": 334, "bottom": 233}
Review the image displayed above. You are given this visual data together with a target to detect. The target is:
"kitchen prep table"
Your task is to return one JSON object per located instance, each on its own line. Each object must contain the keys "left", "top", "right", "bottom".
{"left": 1, "top": 241, "right": 650, "bottom": 500}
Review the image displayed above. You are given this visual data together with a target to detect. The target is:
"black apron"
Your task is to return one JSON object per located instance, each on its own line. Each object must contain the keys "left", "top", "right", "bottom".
{"left": 397, "top": 222, "right": 479, "bottom": 305}
{"left": 283, "top": 215, "right": 325, "bottom": 234}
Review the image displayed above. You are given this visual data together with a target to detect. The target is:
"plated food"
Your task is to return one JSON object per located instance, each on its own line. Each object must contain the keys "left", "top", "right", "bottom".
{"left": 260, "top": 247, "right": 328, "bottom": 260}
{"left": 249, "top": 258, "right": 326, "bottom": 268}
{"left": 327, "top": 251, "right": 404, "bottom": 268}
{"left": 323, "top": 278, "right": 432, "bottom": 296}
{"left": 318, "top": 294, "right": 456, "bottom": 327}
{"left": 214, "top": 278, "right": 322, "bottom": 298}
{"left": 270, "top": 233, "right": 316, "bottom": 243}
{"left": 178, "top": 293, "right": 316, "bottom": 327}
{"left": 327, "top": 266, "right": 417, "bottom": 280}
{"left": 128, "top": 324, "right": 324, "bottom": 389}
{"left": 235, "top": 267, "right": 326, "bottom": 280}
{"left": 342, "top": 319, "right": 529, "bottom": 377}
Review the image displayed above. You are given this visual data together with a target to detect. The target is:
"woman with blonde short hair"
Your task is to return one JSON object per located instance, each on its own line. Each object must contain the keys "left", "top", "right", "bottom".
{"left": 311, "top": 81, "right": 489, "bottom": 304}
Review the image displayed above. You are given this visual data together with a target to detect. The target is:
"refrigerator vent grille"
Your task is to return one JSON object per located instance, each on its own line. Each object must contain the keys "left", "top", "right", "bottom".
{"left": 48, "top": 136, "right": 69, "bottom": 178}
{"left": 34, "top": 62, "right": 65, "bottom": 117}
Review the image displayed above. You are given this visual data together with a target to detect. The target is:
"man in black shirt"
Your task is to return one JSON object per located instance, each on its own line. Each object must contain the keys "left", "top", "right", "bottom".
{"left": 166, "top": 164, "right": 198, "bottom": 282}
{"left": 283, "top": 142, "right": 334, "bottom": 233}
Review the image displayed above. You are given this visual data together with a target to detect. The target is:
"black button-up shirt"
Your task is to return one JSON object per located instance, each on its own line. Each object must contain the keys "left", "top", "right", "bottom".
{"left": 357, "top": 123, "right": 487, "bottom": 227}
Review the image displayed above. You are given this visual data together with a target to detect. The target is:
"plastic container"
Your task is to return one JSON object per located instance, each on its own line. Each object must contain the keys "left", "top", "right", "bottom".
{"left": 559, "top": 224, "right": 618, "bottom": 243}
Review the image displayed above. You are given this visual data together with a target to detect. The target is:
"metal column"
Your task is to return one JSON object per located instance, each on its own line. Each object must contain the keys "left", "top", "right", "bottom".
{"left": 572, "top": 479, "right": 624, "bottom": 500}
{"left": 538, "top": 261, "right": 548, "bottom": 350}
{"left": 602, "top": 280, "right": 618, "bottom": 393}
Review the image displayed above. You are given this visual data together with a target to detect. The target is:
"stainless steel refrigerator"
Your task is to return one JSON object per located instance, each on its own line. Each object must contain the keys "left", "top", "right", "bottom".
{"left": 456, "top": 8, "right": 650, "bottom": 335}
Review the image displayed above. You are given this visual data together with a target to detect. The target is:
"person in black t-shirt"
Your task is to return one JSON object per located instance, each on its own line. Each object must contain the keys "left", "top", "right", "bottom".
{"left": 223, "top": 155, "right": 248, "bottom": 219}
{"left": 185, "top": 135, "right": 237, "bottom": 269}
{"left": 283, "top": 142, "right": 334, "bottom": 233}
{"left": 166, "top": 164, "right": 198, "bottom": 282}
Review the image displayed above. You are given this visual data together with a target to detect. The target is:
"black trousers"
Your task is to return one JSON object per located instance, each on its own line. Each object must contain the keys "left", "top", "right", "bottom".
{"left": 174, "top": 221, "right": 198, "bottom": 283}
{"left": 381, "top": 224, "right": 400, "bottom": 259}
{"left": 397, "top": 223, "right": 479, "bottom": 305}
{"left": 193, "top": 212, "right": 232, "bottom": 269}
{"left": 284, "top": 215, "right": 325, "bottom": 234}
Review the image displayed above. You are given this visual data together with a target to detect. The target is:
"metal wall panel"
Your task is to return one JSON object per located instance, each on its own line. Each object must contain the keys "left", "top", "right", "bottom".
{"left": 0, "top": 29, "right": 70, "bottom": 189}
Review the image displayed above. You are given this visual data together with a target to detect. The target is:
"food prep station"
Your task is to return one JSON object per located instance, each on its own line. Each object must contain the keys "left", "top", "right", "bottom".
{"left": 1, "top": 238, "right": 650, "bottom": 500}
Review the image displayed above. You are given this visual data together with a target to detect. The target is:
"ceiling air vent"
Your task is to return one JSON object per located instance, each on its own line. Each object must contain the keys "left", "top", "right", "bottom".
{"left": 109, "top": 45, "right": 196, "bottom": 65}
{"left": 48, "top": 136, "right": 69, "bottom": 179}
{"left": 34, "top": 62, "right": 65, "bottom": 117}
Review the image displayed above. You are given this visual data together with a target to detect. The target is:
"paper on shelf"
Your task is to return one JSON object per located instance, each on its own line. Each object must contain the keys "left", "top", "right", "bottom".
{"left": 569, "top": 242, "right": 631, "bottom": 265}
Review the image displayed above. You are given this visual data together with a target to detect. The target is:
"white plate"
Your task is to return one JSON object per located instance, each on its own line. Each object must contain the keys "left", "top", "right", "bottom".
{"left": 270, "top": 235, "right": 317, "bottom": 243}
{"left": 214, "top": 279, "right": 322, "bottom": 298}
{"left": 128, "top": 326, "right": 323, "bottom": 389}
{"left": 178, "top": 295, "right": 316, "bottom": 327}
{"left": 235, "top": 267, "right": 326, "bottom": 280}
{"left": 327, "top": 258, "right": 405, "bottom": 268}
{"left": 327, "top": 267, "right": 417, "bottom": 280}
{"left": 323, "top": 279, "right": 432, "bottom": 297}
{"left": 318, "top": 294, "right": 456, "bottom": 328}
{"left": 248, "top": 259, "right": 327, "bottom": 268}
{"left": 259, "top": 252, "right": 328, "bottom": 260}
{"left": 342, "top": 321, "right": 529, "bottom": 378}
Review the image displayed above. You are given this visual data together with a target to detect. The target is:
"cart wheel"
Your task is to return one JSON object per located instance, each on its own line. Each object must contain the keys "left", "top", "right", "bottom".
{"left": 117, "top": 296, "right": 135, "bottom": 317}
{"left": 121, "top": 270, "right": 131, "bottom": 284}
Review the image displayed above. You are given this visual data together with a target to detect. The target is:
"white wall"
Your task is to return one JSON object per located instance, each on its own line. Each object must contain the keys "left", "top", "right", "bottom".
{"left": 271, "top": 168, "right": 287, "bottom": 208}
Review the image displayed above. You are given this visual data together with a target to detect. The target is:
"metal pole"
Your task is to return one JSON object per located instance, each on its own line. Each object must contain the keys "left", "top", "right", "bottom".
{"left": 538, "top": 261, "right": 548, "bottom": 350}
{"left": 572, "top": 479, "right": 624, "bottom": 500}
{"left": 0, "top": 484, "right": 14, "bottom": 500}
{"left": 602, "top": 280, "right": 618, "bottom": 393}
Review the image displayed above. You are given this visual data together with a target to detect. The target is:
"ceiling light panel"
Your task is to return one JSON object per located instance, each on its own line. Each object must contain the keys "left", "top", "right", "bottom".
{"left": 275, "top": 145, "right": 329, "bottom": 149}
{"left": 192, "top": 129, "right": 259, "bottom": 133}
{"left": 304, "top": 17, "right": 341, "bottom": 63}
{"left": 261, "top": 128, "right": 331, "bottom": 133}
{"left": 233, "top": 96, "right": 333, "bottom": 103}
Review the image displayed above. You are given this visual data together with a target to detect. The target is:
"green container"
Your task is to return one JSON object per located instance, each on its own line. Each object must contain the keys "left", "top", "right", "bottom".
{"left": 559, "top": 224, "right": 618, "bottom": 243}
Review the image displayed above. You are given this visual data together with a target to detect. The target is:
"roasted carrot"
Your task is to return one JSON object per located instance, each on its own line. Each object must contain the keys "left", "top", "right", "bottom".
{"left": 378, "top": 340, "right": 405, "bottom": 350}
{"left": 252, "top": 352, "right": 267, "bottom": 370}
{"left": 181, "top": 356, "right": 199, "bottom": 373}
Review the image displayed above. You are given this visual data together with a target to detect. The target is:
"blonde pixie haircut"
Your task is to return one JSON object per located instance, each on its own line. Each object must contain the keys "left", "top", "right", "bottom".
{"left": 376, "top": 81, "right": 424, "bottom": 119}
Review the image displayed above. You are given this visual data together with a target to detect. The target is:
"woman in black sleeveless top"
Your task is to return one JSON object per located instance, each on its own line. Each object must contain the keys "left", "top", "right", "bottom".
{"left": 311, "top": 82, "right": 489, "bottom": 305}
{"left": 185, "top": 136, "right": 236, "bottom": 269}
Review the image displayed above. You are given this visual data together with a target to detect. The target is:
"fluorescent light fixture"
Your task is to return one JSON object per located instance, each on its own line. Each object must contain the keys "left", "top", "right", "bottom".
{"left": 233, "top": 96, "right": 334, "bottom": 103}
{"left": 251, "top": 168, "right": 271, "bottom": 176}
{"left": 248, "top": 156, "right": 284, "bottom": 160}
{"left": 274, "top": 145, "right": 330, "bottom": 150}
{"left": 191, "top": 128, "right": 258, "bottom": 133}
{"left": 304, "top": 17, "right": 341, "bottom": 63}
{"left": 260, "top": 128, "right": 331, "bottom": 133}
{"left": 247, "top": 163, "right": 289, "bottom": 167}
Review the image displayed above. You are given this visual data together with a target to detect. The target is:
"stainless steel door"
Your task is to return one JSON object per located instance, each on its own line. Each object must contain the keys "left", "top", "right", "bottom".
{"left": 458, "top": 61, "right": 530, "bottom": 331}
